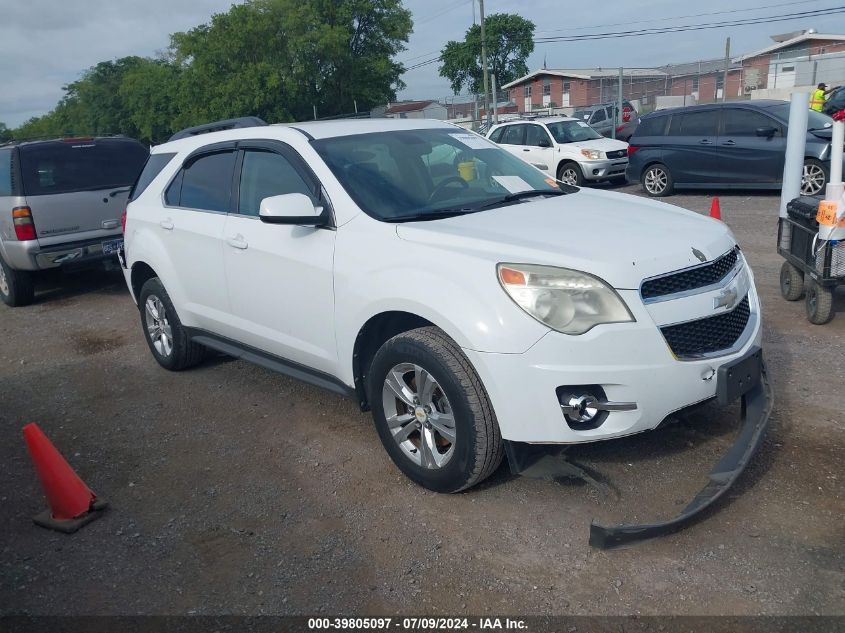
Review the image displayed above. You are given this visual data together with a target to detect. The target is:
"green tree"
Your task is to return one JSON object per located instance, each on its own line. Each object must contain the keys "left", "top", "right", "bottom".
{"left": 0, "top": 123, "right": 11, "bottom": 143}
{"left": 439, "top": 13, "right": 535, "bottom": 95}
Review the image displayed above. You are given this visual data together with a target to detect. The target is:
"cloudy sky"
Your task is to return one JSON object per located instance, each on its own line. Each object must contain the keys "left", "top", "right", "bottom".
{"left": 2, "top": 0, "right": 845, "bottom": 126}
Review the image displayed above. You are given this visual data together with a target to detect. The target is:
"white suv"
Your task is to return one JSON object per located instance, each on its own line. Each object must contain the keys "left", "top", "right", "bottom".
{"left": 122, "top": 118, "right": 769, "bottom": 536}
{"left": 487, "top": 117, "right": 629, "bottom": 186}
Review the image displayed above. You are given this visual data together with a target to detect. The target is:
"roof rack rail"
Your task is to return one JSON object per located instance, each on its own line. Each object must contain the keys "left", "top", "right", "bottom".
{"left": 168, "top": 117, "right": 268, "bottom": 142}
{"left": 0, "top": 133, "right": 127, "bottom": 147}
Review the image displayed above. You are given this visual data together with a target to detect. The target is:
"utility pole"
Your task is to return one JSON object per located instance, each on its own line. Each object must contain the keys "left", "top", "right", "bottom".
{"left": 722, "top": 37, "right": 731, "bottom": 102}
{"left": 491, "top": 73, "right": 499, "bottom": 124}
{"left": 479, "top": 0, "right": 491, "bottom": 128}
{"left": 615, "top": 67, "right": 623, "bottom": 140}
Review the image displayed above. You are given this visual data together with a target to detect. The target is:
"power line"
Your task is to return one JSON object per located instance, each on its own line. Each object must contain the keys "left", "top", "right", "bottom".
{"left": 533, "top": 0, "right": 827, "bottom": 34}
{"left": 400, "top": 5, "right": 845, "bottom": 71}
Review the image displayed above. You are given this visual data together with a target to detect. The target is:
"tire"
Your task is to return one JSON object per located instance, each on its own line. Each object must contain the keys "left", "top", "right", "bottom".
{"left": 801, "top": 158, "right": 828, "bottom": 196}
{"left": 779, "top": 261, "right": 805, "bottom": 301}
{"left": 805, "top": 280, "right": 835, "bottom": 325}
{"left": 368, "top": 326, "right": 503, "bottom": 493}
{"left": 641, "top": 163, "right": 674, "bottom": 197}
{"left": 138, "top": 277, "right": 207, "bottom": 370}
{"left": 0, "top": 254, "right": 35, "bottom": 307}
{"left": 557, "top": 161, "right": 584, "bottom": 187}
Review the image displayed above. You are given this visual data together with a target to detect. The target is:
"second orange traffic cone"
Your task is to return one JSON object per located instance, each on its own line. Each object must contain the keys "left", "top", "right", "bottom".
{"left": 709, "top": 197, "right": 722, "bottom": 221}
{"left": 22, "top": 423, "right": 108, "bottom": 533}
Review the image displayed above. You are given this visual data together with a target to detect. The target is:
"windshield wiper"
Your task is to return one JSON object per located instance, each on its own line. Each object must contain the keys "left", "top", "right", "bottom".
{"left": 384, "top": 208, "right": 481, "bottom": 223}
{"left": 474, "top": 189, "right": 566, "bottom": 212}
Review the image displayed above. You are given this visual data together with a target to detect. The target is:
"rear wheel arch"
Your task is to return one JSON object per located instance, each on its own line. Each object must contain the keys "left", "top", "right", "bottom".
{"left": 131, "top": 262, "right": 158, "bottom": 303}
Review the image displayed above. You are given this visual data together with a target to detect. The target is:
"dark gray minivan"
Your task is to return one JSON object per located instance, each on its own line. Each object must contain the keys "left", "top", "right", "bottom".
{"left": 0, "top": 136, "right": 148, "bottom": 306}
{"left": 626, "top": 100, "right": 839, "bottom": 197}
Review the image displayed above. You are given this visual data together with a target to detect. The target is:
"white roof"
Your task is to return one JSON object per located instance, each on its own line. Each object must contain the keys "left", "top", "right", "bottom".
{"left": 492, "top": 116, "right": 577, "bottom": 127}
{"left": 733, "top": 33, "right": 845, "bottom": 62}
{"left": 153, "top": 118, "right": 460, "bottom": 153}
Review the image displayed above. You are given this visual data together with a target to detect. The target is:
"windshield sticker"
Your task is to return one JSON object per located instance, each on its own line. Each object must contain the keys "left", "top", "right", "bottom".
{"left": 493, "top": 176, "right": 533, "bottom": 193}
{"left": 577, "top": 122, "right": 589, "bottom": 127}
{"left": 449, "top": 133, "right": 495, "bottom": 150}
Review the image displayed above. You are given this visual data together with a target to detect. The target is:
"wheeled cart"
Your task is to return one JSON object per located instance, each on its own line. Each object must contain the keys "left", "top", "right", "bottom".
{"left": 778, "top": 196, "right": 845, "bottom": 324}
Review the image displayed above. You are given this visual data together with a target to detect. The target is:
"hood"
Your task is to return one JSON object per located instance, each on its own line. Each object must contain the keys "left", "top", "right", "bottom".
{"left": 395, "top": 188, "right": 736, "bottom": 290}
{"left": 567, "top": 137, "right": 628, "bottom": 152}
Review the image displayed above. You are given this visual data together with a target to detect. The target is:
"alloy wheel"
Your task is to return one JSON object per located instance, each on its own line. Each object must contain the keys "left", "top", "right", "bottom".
{"left": 0, "top": 265, "right": 8, "bottom": 297}
{"left": 381, "top": 362, "right": 456, "bottom": 469}
{"left": 644, "top": 167, "right": 668, "bottom": 194}
{"left": 144, "top": 295, "right": 173, "bottom": 357}
{"left": 559, "top": 167, "right": 579, "bottom": 186}
{"left": 801, "top": 163, "right": 826, "bottom": 195}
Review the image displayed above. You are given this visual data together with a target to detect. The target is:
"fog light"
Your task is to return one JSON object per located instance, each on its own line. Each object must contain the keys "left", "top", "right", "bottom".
{"left": 562, "top": 394, "right": 601, "bottom": 423}
{"left": 557, "top": 385, "right": 637, "bottom": 430}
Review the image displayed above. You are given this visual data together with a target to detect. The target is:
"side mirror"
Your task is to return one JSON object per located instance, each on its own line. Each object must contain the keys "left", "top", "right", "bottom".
{"left": 756, "top": 126, "right": 777, "bottom": 138}
{"left": 538, "top": 139, "right": 552, "bottom": 148}
{"left": 259, "top": 193, "right": 328, "bottom": 226}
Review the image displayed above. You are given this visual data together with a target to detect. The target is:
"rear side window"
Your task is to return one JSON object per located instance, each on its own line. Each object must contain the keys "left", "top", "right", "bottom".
{"left": 238, "top": 150, "right": 317, "bottom": 216}
{"left": 129, "top": 153, "right": 176, "bottom": 202}
{"left": 590, "top": 109, "right": 606, "bottom": 124}
{"left": 668, "top": 110, "right": 719, "bottom": 136}
{"left": 168, "top": 151, "right": 236, "bottom": 212}
{"left": 489, "top": 127, "right": 505, "bottom": 143}
{"left": 723, "top": 109, "right": 781, "bottom": 136}
{"left": 635, "top": 116, "right": 668, "bottom": 137}
{"left": 500, "top": 125, "right": 524, "bottom": 145}
{"left": 0, "top": 150, "right": 11, "bottom": 196}
{"left": 19, "top": 140, "right": 148, "bottom": 196}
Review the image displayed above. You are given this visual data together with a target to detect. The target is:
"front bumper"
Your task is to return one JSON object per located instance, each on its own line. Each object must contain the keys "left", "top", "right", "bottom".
{"left": 2, "top": 235, "right": 123, "bottom": 271}
{"left": 580, "top": 158, "right": 628, "bottom": 181}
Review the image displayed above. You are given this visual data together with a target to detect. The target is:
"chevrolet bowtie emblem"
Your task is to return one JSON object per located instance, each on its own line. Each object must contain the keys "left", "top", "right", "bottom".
{"left": 714, "top": 287, "right": 738, "bottom": 310}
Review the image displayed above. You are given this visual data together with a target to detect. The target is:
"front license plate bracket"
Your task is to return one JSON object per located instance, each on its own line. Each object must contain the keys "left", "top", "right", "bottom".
{"left": 716, "top": 346, "right": 762, "bottom": 406}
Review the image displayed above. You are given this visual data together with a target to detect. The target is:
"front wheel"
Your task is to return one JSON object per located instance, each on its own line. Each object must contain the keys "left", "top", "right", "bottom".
{"left": 368, "top": 327, "right": 503, "bottom": 493}
{"left": 641, "top": 163, "right": 674, "bottom": 197}
{"left": 801, "top": 159, "right": 828, "bottom": 196}
{"left": 557, "top": 162, "right": 584, "bottom": 187}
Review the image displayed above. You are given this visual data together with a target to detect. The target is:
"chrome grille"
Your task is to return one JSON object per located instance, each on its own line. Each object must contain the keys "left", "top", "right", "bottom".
{"left": 642, "top": 248, "right": 739, "bottom": 300}
{"left": 606, "top": 149, "right": 627, "bottom": 160}
{"left": 660, "top": 296, "right": 750, "bottom": 358}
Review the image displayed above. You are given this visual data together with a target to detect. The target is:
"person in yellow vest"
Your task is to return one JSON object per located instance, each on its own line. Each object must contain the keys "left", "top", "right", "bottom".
{"left": 811, "top": 83, "right": 835, "bottom": 112}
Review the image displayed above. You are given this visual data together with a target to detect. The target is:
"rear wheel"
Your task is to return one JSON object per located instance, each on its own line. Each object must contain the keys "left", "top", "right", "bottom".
{"left": 779, "top": 261, "right": 805, "bottom": 301}
{"left": 557, "top": 162, "right": 584, "bottom": 187}
{"left": 801, "top": 159, "right": 828, "bottom": 196}
{"left": 0, "top": 255, "right": 35, "bottom": 307}
{"left": 368, "top": 326, "right": 503, "bottom": 493}
{"left": 642, "top": 163, "right": 673, "bottom": 197}
{"left": 805, "top": 280, "right": 835, "bottom": 325}
{"left": 139, "top": 278, "right": 207, "bottom": 370}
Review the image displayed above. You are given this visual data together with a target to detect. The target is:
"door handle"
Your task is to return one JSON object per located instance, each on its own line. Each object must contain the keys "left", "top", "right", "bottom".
{"left": 698, "top": 139, "right": 713, "bottom": 145}
{"left": 721, "top": 140, "right": 736, "bottom": 146}
{"left": 159, "top": 219, "right": 174, "bottom": 230}
{"left": 522, "top": 148, "right": 531, "bottom": 152}
{"left": 226, "top": 235, "right": 248, "bottom": 250}
{"left": 101, "top": 219, "right": 119, "bottom": 230}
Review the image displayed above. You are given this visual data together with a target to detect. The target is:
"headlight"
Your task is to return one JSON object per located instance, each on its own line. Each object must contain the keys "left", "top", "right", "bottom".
{"left": 580, "top": 149, "right": 604, "bottom": 160}
{"left": 498, "top": 263, "right": 634, "bottom": 335}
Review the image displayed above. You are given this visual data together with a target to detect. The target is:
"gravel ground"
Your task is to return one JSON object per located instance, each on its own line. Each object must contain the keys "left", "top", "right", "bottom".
{"left": 1, "top": 185, "right": 843, "bottom": 617}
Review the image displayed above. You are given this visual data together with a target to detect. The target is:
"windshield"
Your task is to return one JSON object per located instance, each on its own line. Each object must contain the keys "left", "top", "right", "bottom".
{"left": 19, "top": 139, "right": 148, "bottom": 196}
{"left": 546, "top": 120, "right": 603, "bottom": 143}
{"left": 312, "top": 128, "right": 571, "bottom": 222}
{"left": 767, "top": 104, "right": 833, "bottom": 131}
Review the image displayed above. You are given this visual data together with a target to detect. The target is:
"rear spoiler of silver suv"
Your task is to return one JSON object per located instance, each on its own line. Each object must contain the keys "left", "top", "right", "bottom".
{"left": 168, "top": 117, "right": 268, "bottom": 142}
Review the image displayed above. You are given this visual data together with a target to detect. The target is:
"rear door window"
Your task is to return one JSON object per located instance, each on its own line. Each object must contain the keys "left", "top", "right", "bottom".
{"left": 0, "top": 149, "right": 11, "bottom": 196}
{"left": 635, "top": 116, "right": 668, "bottom": 137}
{"left": 489, "top": 127, "right": 505, "bottom": 143}
{"left": 500, "top": 125, "right": 525, "bottom": 145}
{"left": 129, "top": 153, "right": 176, "bottom": 202}
{"left": 525, "top": 125, "right": 552, "bottom": 147}
{"left": 19, "top": 140, "right": 148, "bottom": 196}
{"left": 170, "top": 151, "right": 237, "bottom": 212}
{"left": 668, "top": 110, "right": 719, "bottom": 136}
{"left": 723, "top": 109, "right": 781, "bottom": 136}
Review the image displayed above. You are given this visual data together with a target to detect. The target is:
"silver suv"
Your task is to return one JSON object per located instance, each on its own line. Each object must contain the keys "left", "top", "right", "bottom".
{"left": 0, "top": 136, "right": 148, "bottom": 306}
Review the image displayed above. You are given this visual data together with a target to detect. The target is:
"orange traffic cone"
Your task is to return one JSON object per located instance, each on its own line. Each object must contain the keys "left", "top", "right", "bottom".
{"left": 709, "top": 197, "right": 722, "bottom": 221}
{"left": 22, "top": 423, "right": 107, "bottom": 533}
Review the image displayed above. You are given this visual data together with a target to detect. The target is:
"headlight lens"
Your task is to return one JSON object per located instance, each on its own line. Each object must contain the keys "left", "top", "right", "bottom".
{"left": 580, "top": 149, "right": 604, "bottom": 160}
{"left": 498, "top": 263, "right": 634, "bottom": 335}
